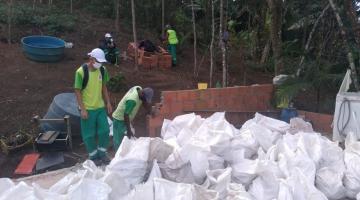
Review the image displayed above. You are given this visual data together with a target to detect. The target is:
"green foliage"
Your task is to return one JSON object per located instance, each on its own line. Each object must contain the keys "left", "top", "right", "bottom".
{"left": 84, "top": 0, "right": 115, "bottom": 18}
{"left": 107, "top": 72, "right": 126, "bottom": 93}
{"left": 0, "top": 3, "right": 76, "bottom": 35}
{"left": 276, "top": 59, "right": 344, "bottom": 109}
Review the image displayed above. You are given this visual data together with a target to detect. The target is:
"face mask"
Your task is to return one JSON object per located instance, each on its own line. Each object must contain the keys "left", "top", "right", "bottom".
{"left": 93, "top": 62, "right": 102, "bottom": 69}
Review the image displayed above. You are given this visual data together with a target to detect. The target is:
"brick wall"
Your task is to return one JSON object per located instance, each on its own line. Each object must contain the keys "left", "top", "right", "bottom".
{"left": 298, "top": 110, "right": 333, "bottom": 135}
{"left": 147, "top": 84, "right": 275, "bottom": 137}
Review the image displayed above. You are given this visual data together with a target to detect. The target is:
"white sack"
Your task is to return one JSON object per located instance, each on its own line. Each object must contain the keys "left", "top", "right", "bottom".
{"left": 0, "top": 178, "right": 14, "bottom": 196}
{"left": 0, "top": 182, "right": 35, "bottom": 200}
{"left": 344, "top": 132, "right": 360, "bottom": 198}
{"left": 33, "top": 183, "right": 67, "bottom": 200}
{"left": 159, "top": 162, "right": 195, "bottom": 184}
{"left": 284, "top": 168, "right": 327, "bottom": 200}
{"left": 315, "top": 167, "right": 346, "bottom": 200}
{"left": 229, "top": 129, "right": 259, "bottom": 160}
{"left": 248, "top": 123, "right": 281, "bottom": 152}
{"left": 67, "top": 178, "right": 111, "bottom": 200}
{"left": 107, "top": 137, "right": 150, "bottom": 187}
{"left": 147, "top": 160, "right": 162, "bottom": 181}
{"left": 153, "top": 178, "right": 218, "bottom": 200}
{"left": 202, "top": 167, "right": 232, "bottom": 199}
{"left": 149, "top": 137, "right": 174, "bottom": 162}
{"left": 102, "top": 172, "right": 131, "bottom": 200}
{"left": 252, "top": 112, "right": 290, "bottom": 133}
{"left": 49, "top": 171, "right": 85, "bottom": 194}
{"left": 226, "top": 183, "right": 253, "bottom": 200}
{"left": 231, "top": 156, "right": 259, "bottom": 187}
{"left": 288, "top": 117, "right": 313, "bottom": 134}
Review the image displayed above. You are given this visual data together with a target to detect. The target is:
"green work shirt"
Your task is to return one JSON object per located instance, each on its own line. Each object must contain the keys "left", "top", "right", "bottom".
{"left": 167, "top": 29, "right": 179, "bottom": 45}
{"left": 74, "top": 65, "right": 110, "bottom": 110}
{"left": 112, "top": 86, "right": 142, "bottom": 121}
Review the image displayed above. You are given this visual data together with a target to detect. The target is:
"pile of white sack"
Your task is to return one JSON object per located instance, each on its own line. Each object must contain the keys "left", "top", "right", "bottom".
{"left": 2, "top": 112, "right": 360, "bottom": 200}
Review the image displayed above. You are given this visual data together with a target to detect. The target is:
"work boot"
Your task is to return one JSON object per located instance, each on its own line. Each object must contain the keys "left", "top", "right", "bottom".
{"left": 99, "top": 154, "right": 112, "bottom": 165}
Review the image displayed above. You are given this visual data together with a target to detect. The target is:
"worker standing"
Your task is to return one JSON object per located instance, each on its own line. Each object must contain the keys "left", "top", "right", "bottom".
{"left": 112, "top": 86, "right": 154, "bottom": 151}
{"left": 165, "top": 25, "right": 179, "bottom": 67}
{"left": 74, "top": 48, "right": 112, "bottom": 165}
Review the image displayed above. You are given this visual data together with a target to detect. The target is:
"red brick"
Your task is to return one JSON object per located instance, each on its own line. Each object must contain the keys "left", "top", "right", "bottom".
{"left": 177, "top": 91, "right": 189, "bottom": 102}
{"left": 169, "top": 102, "right": 183, "bottom": 114}
{"left": 187, "top": 91, "right": 198, "bottom": 101}
{"left": 197, "top": 90, "right": 208, "bottom": 100}
{"left": 151, "top": 54, "right": 158, "bottom": 68}
{"left": 183, "top": 100, "right": 195, "bottom": 111}
{"left": 141, "top": 56, "right": 152, "bottom": 69}
{"left": 194, "top": 100, "right": 209, "bottom": 110}
{"left": 162, "top": 91, "right": 177, "bottom": 104}
{"left": 15, "top": 153, "right": 40, "bottom": 175}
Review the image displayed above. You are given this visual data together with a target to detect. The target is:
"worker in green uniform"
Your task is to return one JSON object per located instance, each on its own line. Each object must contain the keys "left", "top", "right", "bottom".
{"left": 74, "top": 48, "right": 112, "bottom": 165}
{"left": 165, "top": 24, "right": 179, "bottom": 67}
{"left": 112, "top": 86, "right": 154, "bottom": 151}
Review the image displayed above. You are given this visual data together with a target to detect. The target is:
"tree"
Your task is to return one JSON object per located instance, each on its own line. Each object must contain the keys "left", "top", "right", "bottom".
{"left": 191, "top": 0, "right": 198, "bottom": 77}
{"left": 7, "top": 0, "right": 13, "bottom": 45}
{"left": 297, "top": 4, "right": 330, "bottom": 76}
{"left": 70, "top": 0, "right": 73, "bottom": 14}
{"left": 267, "top": 0, "right": 283, "bottom": 76}
{"left": 345, "top": 0, "right": 360, "bottom": 45}
{"left": 219, "top": 0, "right": 227, "bottom": 87}
{"left": 131, "top": 0, "right": 138, "bottom": 71}
{"left": 209, "top": 0, "right": 215, "bottom": 87}
{"left": 162, "top": 0, "right": 165, "bottom": 34}
{"left": 115, "top": 0, "right": 120, "bottom": 33}
{"left": 329, "top": 0, "right": 360, "bottom": 91}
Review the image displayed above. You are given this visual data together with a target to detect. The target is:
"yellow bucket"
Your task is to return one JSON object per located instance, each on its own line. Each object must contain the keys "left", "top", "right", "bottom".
{"left": 198, "top": 83, "right": 208, "bottom": 90}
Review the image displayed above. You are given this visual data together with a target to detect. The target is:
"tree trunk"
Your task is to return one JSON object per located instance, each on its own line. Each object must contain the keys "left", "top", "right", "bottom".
{"left": 7, "top": 0, "right": 13, "bottom": 45}
{"left": 33, "top": 0, "right": 36, "bottom": 9}
{"left": 191, "top": 0, "right": 197, "bottom": 78}
{"left": 345, "top": 0, "right": 360, "bottom": 45}
{"left": 329, "top": 0, "right": 360, "bottom": 91}
{"left": 162, "top": 0, "right": 165, "bottom": 34}
{"left": 296, "top": 4, "right": 330, "bottom": 76}
{"left": 131, "top": 0, "right": 138, "bottom": 71}
{"left": 219, "top": 0, "right": 227, "bottom": 87}
{"left": 70, "top": 0, "right": 73, "bottom": 14}
{"left": 260, "top": 39, "right": 271, "bottom": 64}
{"left": 267, "top": 0, "right": 283, "bottom": 76}
{"left": 209, "top": 0, "right": 215, "bottom": 88}
{"left": 115, "top": 0, "right": 120, "bottom": 33}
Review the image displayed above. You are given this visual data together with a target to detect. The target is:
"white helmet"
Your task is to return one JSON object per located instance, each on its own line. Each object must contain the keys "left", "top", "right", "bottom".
{"left": 87, "top": 48, "right": 107, "bottom": 63}
{"left": 105, "top": 33, "right": 112, "bottom": 38}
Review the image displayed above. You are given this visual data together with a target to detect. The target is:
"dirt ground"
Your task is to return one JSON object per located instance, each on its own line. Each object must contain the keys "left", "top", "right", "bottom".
{"left": 0, "top": 25, "right": 272, "bottom": 177}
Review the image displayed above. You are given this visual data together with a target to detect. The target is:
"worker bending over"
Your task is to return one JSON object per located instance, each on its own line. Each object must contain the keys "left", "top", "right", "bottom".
{"left": 112, "top": 86, "right": 154, "bottom": 151}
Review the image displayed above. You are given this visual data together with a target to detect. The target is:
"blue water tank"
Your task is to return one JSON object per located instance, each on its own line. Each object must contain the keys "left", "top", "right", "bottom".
{"left": 41, "top": 93, "right": 81, "bottom": 135}
{"left": 280, "top": 108, "right": 298, "bottom": 123}
{"left": 21, "top": 35, "right": 65, "bottom": 62}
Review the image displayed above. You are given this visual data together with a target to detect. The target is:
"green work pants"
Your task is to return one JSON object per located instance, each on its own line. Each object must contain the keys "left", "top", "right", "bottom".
{"left": 113, "top": 119, "right": 126, "bottom": 152}
{"left": 168, "top": 44, "right": 177, "bottom": 65}
{"left": 81, "top": 108, "right": 109, "bottom": 159}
